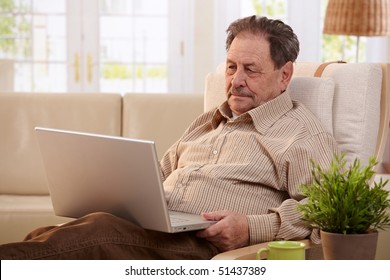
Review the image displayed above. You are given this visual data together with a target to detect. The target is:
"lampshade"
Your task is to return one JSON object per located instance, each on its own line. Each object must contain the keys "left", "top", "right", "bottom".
{"left": 323, "top": 0, "right": 390, "bottom": 36}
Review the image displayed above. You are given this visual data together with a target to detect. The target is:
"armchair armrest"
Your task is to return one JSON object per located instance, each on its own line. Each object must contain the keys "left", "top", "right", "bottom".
{"left": 211, "top": 239, "right": 323, "bottom": 260}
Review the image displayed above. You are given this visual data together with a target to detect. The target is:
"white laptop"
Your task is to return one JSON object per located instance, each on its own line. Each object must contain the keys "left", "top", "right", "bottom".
{"left": 35, "top": 127, "right": 216, "bottom": 233}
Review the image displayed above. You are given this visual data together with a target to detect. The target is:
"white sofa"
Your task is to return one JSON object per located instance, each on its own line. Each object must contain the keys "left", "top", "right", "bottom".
{"left": 0, "top": 93, "right": 204, "bottom": 244}
{"left": 1, "top": 62, "right": 390, "bottom": 260}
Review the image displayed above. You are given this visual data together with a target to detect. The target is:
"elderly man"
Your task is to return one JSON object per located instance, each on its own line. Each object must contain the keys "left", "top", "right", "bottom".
{"left": 0, "top": 15, "right": 337, "bottom": 259}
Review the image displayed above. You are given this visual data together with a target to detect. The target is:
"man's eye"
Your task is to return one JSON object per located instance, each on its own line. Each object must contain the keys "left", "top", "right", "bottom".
{"left": 226, "top": 65, "right": 236, "bottom": 73}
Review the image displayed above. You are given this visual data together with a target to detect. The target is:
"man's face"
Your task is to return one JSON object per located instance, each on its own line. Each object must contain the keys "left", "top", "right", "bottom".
{"left": 225, "top": 32, "right": 292, "bottom": 115}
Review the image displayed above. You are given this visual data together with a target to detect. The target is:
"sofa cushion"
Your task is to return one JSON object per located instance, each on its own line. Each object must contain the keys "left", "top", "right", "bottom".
{"left": 0, "top": 194, "right": 73, "bottom": 244}
{"left": 0, "top": 93, "right": 122, "bottom": 195}
{"left": 204, "top": 66, "right": 226, "bottom": 112}
{"left": 122, "top": 93, "right": 204, "bottom": 159}
{"left": 294, "top": 63, "right": 383, "bottom": 166}
{"left": 286, "top": 77, "right": 335, "bottom": 134}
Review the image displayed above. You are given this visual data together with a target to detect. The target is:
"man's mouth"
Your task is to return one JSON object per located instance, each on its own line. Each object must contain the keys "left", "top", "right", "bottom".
{"left": 228, "top": 89, "right": 253, "bottom": 99}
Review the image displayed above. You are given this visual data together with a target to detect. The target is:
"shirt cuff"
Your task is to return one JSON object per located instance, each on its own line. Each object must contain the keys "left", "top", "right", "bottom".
{"left": 247, "top": 213, "right": 281, "bottom": 245}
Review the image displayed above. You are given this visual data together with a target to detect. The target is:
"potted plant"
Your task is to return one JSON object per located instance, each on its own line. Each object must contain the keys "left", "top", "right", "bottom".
{"left": 298, "top": 153, "right": 390, "bottom": 260}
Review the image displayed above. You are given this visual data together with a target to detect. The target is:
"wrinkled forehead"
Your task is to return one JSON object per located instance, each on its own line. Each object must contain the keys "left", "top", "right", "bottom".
{"left": 227, "top": 32, "right": 273, "bottom": 67}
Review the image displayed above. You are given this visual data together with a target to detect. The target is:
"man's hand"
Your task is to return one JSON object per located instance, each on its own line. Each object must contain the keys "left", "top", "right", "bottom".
{"left": 196, "top": 210, "right": 249, "bottom": 252}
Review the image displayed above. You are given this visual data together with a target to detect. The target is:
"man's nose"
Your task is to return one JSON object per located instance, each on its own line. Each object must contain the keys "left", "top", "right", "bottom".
{"left": 231, "top": 69, "right": 246, "bottom": 88}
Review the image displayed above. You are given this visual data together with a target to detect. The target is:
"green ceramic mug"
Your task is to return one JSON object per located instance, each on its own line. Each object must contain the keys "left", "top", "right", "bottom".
{"left": 256, "top": 241, "right": 306, "bottom": 260}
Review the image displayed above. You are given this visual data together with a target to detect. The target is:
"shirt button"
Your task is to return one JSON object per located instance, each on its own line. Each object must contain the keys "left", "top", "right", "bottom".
{"left": 212, "top": 150, "right": 218, "bottom": 155}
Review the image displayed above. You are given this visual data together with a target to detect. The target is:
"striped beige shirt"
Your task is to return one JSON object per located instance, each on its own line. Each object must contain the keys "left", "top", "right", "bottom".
{"left": 160, "top": 92, "right": 337, "bottom": 245}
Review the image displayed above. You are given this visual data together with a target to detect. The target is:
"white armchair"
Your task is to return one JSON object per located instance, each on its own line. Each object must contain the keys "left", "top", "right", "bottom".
{"left": 205, "top": 62, "right": 390, "bottom": 260}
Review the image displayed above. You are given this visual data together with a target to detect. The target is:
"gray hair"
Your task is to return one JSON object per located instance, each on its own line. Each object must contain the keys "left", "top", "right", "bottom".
{"left": 226, "top": 15, "right": 300, "bottom": 69}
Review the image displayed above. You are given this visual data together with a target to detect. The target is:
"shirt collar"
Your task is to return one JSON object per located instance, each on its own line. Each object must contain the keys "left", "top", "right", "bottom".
{"left": 211, "top": 93, "right": 293, "bottom": 134}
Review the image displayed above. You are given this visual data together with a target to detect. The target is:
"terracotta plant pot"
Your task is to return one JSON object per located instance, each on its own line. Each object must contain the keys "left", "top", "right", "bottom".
{"left": 320, "top": 230, "right": 378, "bottom": 260}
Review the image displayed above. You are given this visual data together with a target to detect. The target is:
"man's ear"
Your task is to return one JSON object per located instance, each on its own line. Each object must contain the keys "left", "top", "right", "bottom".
{"left": 280, "top": 61, "right": 294, "bottom": 92}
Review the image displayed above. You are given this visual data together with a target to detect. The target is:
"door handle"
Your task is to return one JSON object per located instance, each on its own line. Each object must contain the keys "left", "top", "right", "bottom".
{"left": 74, "top": 52, "right": 80, "bottom": 83}
{"left": 87, "top": 53, "right": 93, "bottom": 83}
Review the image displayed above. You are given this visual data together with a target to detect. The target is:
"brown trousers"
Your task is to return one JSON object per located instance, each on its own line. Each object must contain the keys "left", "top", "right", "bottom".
{"left": 0, "top": 212, "right": 219, "bottom": 260}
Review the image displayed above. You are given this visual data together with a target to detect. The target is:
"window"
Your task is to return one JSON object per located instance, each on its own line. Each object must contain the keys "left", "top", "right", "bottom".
{"left": 99, "top": 0, "right": 168, "bottom": 93}
{"left": 0, "top": 0, "right": 67, "bottom": 92}
{"left": 0, "top": 0, "right": 178, "bottom": 93}
{"left": 236, "top": 0, "right": 369, "bottom": 63}
{"left": 321, "top": 0, "right": 366, "bottom": 62}
{"left": 240, "top": 0, "right": 287, "bottom": 20}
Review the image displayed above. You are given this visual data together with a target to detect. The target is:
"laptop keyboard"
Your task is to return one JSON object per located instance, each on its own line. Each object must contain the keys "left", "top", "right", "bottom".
{"left": 170, "top": 215, "right": 191, "bottom": 226}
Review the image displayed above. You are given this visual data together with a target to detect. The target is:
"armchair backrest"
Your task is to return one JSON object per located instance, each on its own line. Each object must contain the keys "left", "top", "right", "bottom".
{"left": 204, "top": 62, "right": 390, "bottom": 168}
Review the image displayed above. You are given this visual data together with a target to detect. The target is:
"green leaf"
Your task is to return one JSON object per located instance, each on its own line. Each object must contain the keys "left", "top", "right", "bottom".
{"left": 298, "top": 153, "right": 390, "bottom": 234}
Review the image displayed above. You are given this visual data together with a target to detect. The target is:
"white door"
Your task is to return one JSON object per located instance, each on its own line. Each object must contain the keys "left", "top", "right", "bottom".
{"left": 0, "top": 0, "right": 189, "bottom": 93}
{"left": 69, "top": 0, "right": 171, "bottom": 93}
{"left": 67, "top": 0, "right": 99, "bottom": 92}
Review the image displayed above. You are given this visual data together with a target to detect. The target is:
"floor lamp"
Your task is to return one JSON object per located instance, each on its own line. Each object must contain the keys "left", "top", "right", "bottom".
{"left": 323, "top": 0, "right": 390, "bottom": 62}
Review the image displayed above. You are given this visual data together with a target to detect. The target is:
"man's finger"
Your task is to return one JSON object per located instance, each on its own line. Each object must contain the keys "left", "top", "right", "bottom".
{"left": 201, "top": 210, "right": 230, "bottom": 221}
{"left": 196, "top": 220, "right": 224, "bottom": 238}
